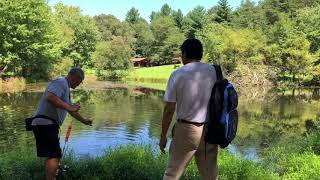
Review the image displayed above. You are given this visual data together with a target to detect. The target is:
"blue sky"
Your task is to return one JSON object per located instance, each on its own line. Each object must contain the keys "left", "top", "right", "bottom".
{"left": 48, "top": 0, "right": 260, "bottom": 22}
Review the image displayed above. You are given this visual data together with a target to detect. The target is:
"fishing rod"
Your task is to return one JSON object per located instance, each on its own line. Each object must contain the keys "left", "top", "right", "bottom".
{"left": 57, "top": 119, "right": 73, "bottom": 177}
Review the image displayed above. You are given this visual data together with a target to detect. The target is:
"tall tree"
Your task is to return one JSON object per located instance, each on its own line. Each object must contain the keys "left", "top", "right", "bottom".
{"left": 54, "top": 3, "right": 99, "bottom": 67}
{"left": 131, "top": 21, "right": 154, "bottom": 58}
{"left": 282, "top": 36, "right": 313, "bottom": 82}
{"left": 295, "top": 6, "right": 320, "bottom": 53}
{"left": 198, "top": 24, "right": 266, "bottom": 73}
{"left": 160, "top": 3, "right": 172, "bottom": 16}
{"left": 0, "top": 0, "right": 60, "bottom": 79}
{"left": 215, "top": 0, "right": 232, "bottom": 23}
{"left": 93, "top": 37, "right": 132, "bottom": 79}
{"left": 151, "top": 16, "right": 184, "bottom": 64}
{"left": 125, "top": 7, "right": 140, "bottom": 24}
{"left": 172, "top": 9, "right": 184, "bottom": 30}
{"left": 94, "top": 14, "right": 122, "bottom": 41}
{"left": 182, "top": 6, "right": 208, "bottom": 38}
{"left": 233, "top": 0, "right": 258, "bottom": 29}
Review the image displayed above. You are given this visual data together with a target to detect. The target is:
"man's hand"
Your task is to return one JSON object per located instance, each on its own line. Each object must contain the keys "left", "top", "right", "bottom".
{"left": 67, "top": 104, "right": 80, "bottom": 112}
{"left": 159, "top": 102, "right": 176, "bottom": 155}
{"left": 159, "top": 136, "right": 167, "bottom": 154}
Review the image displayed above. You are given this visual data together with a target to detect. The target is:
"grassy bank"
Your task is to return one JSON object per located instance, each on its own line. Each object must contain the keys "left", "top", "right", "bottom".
{"left": 1, "top": 145, "right": 319, "bottom": 180}
{"left": 0, "top": 77, "right": 26, "bottom": 92}
{"left": 124, "top": 64, "right": 178, "bottom": 91}
{"left": 125, "top": 64, "right": 180, "bottom": 83}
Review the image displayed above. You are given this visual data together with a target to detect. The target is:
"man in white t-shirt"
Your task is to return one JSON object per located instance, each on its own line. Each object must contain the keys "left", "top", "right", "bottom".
{"left": 160, "top": 38, "right": 218, "bottom": 180}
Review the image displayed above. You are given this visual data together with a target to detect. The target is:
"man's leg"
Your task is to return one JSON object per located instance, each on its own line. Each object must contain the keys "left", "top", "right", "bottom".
{"left": 194, "top": 134, "right": 218, "bottom": 180}
{"left": 163, "top": 123, "right": 203, "bottom": 180}
{"left": 45, "top": 158, "right": 60, "bottom": 180}
{"left": 33, "top": 125, "right": 62, "bottom": 180}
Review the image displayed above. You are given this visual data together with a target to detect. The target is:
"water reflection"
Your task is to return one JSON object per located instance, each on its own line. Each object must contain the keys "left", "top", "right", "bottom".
{"left": 1, "top": 84, "right": 320, "bottom": 159}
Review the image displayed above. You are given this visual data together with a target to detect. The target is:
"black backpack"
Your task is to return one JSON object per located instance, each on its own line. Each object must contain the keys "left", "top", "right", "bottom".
{"left": 205, "top": 65, "right": 238, "bottom": 148}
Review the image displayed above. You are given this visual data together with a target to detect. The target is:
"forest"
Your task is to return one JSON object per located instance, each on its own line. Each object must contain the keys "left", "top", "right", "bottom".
{"left": 0, "top": 0, "right": 319, "bottom": 86}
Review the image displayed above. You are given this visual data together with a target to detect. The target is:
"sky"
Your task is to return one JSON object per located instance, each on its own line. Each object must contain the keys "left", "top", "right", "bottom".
{"left": 48, "top": 0, "right": 260, "bottom": 22}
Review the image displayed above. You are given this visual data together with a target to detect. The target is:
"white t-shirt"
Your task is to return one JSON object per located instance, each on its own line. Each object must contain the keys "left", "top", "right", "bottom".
{"left": 164, "top": 62, "right": 217, "bottom": 123}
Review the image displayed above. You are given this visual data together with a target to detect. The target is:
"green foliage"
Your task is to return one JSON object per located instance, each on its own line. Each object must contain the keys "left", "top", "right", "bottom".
{"left": 198, "top": 24, "right": 266, "bottom": 73}
{"left": 93, "top": 39, "right": 132, "bottom": 79}
{"left": 215, "top": 0, "right": 233, "bottom": 23}
{"left": 182, "top": 6, "right": 208, "bottom": 38}
{"left": 295, "top": 6, "right": 320, "bottom": 53}
{"left": 263, "top": 148, "right": 320, "bottom": 179}
{"left": 233, "top": 0, "right": 260, "bottom": 29}
{"left": 124, "top": 9, "right": 155, "bottom": 58}
{"left": 49, "top": 57, "right": 73, "bottom": 78}
{"left": 160, "top": 3, "right": 172, "bottom": 16}
{"left": 54, "top": 3, "right": 99, "bottom": 67}
{"left": 218, "top": 152, "right": 279, "bottom": 180}
{"left": 131, "top": 20, "right": 154, "bottom": 58}
{"left": 151, "top": 16, "right": 184, "bottom": 64}
{"left": 0, "top": 0, "right": 60, "bottom": 79}
{"left": 125, "top": 7, "right": 141, "bottom": 24}
{"left": 94, "top": 14, "right": 122, "bottom": 41}
{"left": 1, "top": 0, "right": 320, "bottom": 86}
{"left": 172, "top": 9, "right": 184, "bottom": 30}
{"left": 281, "top": 36, "right": 313, "bottom": 81}
{"left": 2, "top": 145, "right": 319, "bottom": 179}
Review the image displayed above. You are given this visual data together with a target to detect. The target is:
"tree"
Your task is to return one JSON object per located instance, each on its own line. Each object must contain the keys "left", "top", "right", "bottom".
{"left": 172, "top": 9, "right": 184, "bottom": 30}
{"left": 198, "top": 24, "right": 266, "bottom": 73}
{"left": 233, "top": 0, "right": 258, "bottom": 29}
{"left": 151, "top": 16, "right": 184, "bottom": 64}
{"left": 93, "top": 38, "right": 132, "bottom": 79}
{"left": 267, "top": 14, "right": 293, "bottom": 44}
{"left": 281, "top": 36, "right": 313, "bottom": 82}
{"left": 160, "top": 4, "right": 172, "bottom": 16}
{"left": 149, "top": 3, "right": 173, "bottom": 21}
{"left": 295, "top": 6, "right": 320, "bottom": 53}
{"left": 54, "top": 3, "right": 99, "bottom": 67}
{"left": 150, "top": 11, "right": 157, "bottom": 21}
{"left": 0, "top": 0, "right": 60, "bottom": 79}
{"left": 215, "top": 0, "right": 232, "bottom": 23}
{"left": 94, "top": 14, "right": 122, "bottom": 41}
{"left": 131, "top": 21, "right": 154, "bottom": 58}
{"left": 182, "top": 6, "right": 208, "bottom": 38}
{"left": 125, "top": 7, "right": 140, "bottom": 24}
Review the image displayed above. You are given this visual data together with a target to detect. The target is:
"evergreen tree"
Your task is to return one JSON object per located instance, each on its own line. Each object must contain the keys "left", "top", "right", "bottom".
{"left": 215, "top": 0, "right": 232, "bottom": 23}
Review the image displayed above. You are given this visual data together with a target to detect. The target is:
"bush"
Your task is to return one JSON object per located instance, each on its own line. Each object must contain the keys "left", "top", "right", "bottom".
{"left": 218, "top": 151, "right": 279, "bottom": 180}
{"left": 96, "top": 70, "right": 130, "bottom": 80}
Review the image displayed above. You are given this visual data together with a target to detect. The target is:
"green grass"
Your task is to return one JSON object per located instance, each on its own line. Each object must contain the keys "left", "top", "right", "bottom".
{"left": 0, "top": 145, "right": 281, "bottom": 180}
{"left": 127, "top": 81, "right": 167, "bottom": 91}
{"left": 125, "top": 64, "right": 180, "bottom": 83}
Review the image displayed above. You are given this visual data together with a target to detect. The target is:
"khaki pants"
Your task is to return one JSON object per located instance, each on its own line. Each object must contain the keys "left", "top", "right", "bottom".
{"left": 163, "top": 122, "right": 218, "bottom": 180}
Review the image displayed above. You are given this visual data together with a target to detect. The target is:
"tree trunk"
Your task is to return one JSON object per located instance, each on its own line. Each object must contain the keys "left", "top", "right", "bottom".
{"left": 0, "top": 64, "right": 8, "bottom": 77}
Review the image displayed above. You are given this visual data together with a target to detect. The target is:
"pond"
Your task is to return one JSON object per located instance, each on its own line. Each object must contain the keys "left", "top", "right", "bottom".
{"left": 1, "top": 81, "right": 320, "bottom": 160}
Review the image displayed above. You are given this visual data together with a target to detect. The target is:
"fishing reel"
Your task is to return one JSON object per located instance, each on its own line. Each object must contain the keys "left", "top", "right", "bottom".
{"left": 57, "top": 164, "right": 69, "bottom": 178}
{"left": 59, "top": 164, "right": 69, "bottom": 172}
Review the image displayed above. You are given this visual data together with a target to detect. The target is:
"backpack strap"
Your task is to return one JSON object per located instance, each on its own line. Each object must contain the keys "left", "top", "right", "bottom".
{"left": 213, "top": 65, "right": 223, "bottom": 80}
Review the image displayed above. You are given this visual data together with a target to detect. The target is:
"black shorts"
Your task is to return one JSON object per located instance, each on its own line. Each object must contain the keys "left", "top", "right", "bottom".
{"left": 32, "top": 125, "right": 61, "bottom": 158}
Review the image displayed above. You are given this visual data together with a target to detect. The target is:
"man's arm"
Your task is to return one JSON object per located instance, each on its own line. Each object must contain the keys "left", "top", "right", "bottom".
{"left": 159, "top": 102, "right": 176, "bottom": 154}
{"left": 46, "top": 92, "right": 80, "bottom": 112}
{"left": 69, "top": 112, "right": 92, "bottom": 126}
